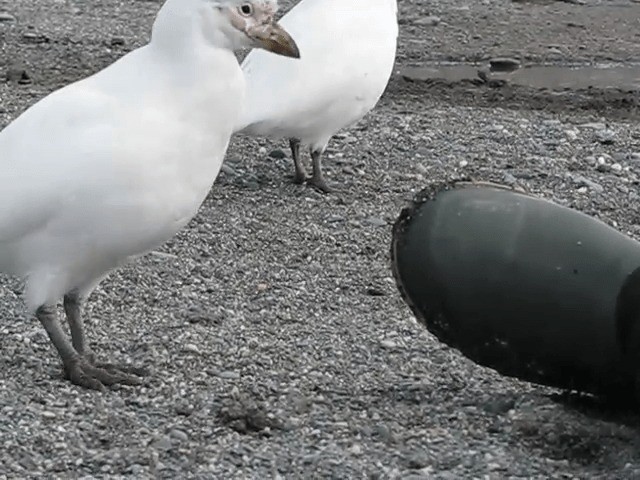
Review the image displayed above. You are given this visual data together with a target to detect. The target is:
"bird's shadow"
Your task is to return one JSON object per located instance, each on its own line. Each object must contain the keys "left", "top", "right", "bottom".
{"left": 548, "top": 391, "right": 640, "bottom": 428}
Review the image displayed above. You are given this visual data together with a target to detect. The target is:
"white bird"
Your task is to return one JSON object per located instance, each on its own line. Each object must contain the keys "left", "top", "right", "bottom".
{"left": 0, "top": 0, "right": 299, "bottom": 390}
{"left": 236, "top": 0, "right": 399, "bottom": 192}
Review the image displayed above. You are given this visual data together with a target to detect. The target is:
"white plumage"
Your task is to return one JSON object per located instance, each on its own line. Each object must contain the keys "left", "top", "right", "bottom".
{"left": 236, "top": 0, "right": 399, "bottom": 192}
{"left": 0, "top": 0, "right": 298, "bottom": 389}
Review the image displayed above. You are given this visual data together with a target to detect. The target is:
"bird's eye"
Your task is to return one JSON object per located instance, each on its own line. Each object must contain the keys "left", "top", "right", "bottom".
{"left": 239, "top": 3, "right": 253, "bottom": 16}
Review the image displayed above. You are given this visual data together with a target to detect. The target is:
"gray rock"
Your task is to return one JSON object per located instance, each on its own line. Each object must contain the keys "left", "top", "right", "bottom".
{"left": 415, "top": 15, "right": 441, "bottom": 26}
{"left": 0, "top": 12, "right": 16, "bottom": 22}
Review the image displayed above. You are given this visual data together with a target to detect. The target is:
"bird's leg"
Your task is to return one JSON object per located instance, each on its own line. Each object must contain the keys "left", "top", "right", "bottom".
{"left": 37, "top": 305, "right": 81, "bottom": 369}
{"left": 63, "top": 293, "right": 148, "bottom": 379}
{"left": 289, "top": 138, "right": 307, "bottom": 185}
{"left": 36, "top": 303, "right": 142, "bottom": 390}
{"left": 36, "top": 304, "right": 108, "bottom": 390}
{"left": 63, "top": 292, "right": 93, "bottom": 359}
{"left": 308, "top": 148, "right": 332, "bottom": 193}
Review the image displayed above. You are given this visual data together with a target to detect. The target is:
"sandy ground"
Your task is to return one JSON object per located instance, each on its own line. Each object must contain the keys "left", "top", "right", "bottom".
{"left": 1, "top": 0, "right": 640, "bottom": 478}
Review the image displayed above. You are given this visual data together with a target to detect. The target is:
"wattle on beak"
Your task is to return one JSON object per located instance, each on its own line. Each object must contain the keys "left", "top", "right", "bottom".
{"left": 251, "top": 22, "right": 300, "bottom": 59}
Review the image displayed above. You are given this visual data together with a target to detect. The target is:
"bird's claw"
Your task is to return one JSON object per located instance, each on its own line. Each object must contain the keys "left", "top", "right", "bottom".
{"left": 292, "top": 171, "right": 307, "bottom": 185}
{"left": 64, "top": 357, "right": 145, "bottom": 391}
{"left": 307, "top": 176, "right": 333, "bottom": 194}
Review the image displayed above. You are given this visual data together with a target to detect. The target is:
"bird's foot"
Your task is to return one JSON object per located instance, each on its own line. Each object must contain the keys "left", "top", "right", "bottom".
{"left": 307, "top": 175, "right": 333, "bottom": 194}
{"left": 292, "top": 171, "right": 307, "bottom": 185}
{"left": 64, "top": 356, "right": 144, "bottom": 391}
{"left": 81, "top": 350, "right": 149, "bottom": 377}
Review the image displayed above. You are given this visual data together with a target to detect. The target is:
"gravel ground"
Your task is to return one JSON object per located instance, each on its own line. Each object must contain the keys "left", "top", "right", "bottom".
{"left": 1, "top": 0, "right": 640, "bottom": 478}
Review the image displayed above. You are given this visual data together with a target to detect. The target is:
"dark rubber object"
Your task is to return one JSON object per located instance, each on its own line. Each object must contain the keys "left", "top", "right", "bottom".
{"left": 391, "top": 181, "right": 640, "bottom": 401}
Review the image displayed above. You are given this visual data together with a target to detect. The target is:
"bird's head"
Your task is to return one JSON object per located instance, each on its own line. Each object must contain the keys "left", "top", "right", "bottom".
{"left": 219, "top": 0, "right": 300, "bottom": 58}
{"left": 152, "top": 0, "right": 300, "bottom": 59}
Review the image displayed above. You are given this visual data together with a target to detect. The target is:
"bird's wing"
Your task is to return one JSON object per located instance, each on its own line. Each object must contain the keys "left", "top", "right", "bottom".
{"left": 0, "top": 82, "right": 121, "bottom": 245}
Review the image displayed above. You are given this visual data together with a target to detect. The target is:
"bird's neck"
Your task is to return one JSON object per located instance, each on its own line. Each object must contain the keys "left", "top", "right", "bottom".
{"left": 150, "top": 1, "right": 237, "bottom": 58}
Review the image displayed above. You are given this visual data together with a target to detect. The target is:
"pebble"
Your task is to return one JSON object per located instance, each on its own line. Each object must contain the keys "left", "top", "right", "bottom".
{"left": 580, "top": 122, "right": 607, "bottom": 130}
{"left": 365, "top": 217, "right": 387, "bottom": 227}
{"left": 350, "top": 444, "right": 363, "bottom": 455}
{"left": 595, "top": 129, "right": 616, "bottom": 145}
{"left": 0, "top": 12, "right": 16, "bottom": 22}
{"left": 406, "top": 451, "right": 430, "bottom": 470}
{"left": 268, "top": 149, "right": 287, "bottom": 159}
{"left": 182, "top": 343, "right": 201, "bottom": 355}
{"left": 220, "top": 164, "right": 236, "bottom": 175}
{"left": 153, "top": 436, "right": 173, "bottom": 452}
{"left": 570, "top": 174, "right": 604, "bottom": 193}
{"left": 489, "top": 57, "right": 520, "bottom": 72}
{"left": 169, "top": 429, "right": 188, "bottom": 442}
{"left": 565, "top": 130, "right": 578, "bottom": 141}
{"left": 415, "top": 15, "right": 441, "bottom": 26}
{"left": 6, "top": 68, "right": 31, "bottom": 84}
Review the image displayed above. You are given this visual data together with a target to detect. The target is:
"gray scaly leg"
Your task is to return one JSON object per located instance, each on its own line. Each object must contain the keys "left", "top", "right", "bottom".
{"left": 37, "top": 303, "right": 142, "bottom": 390}
{"left": 309, "top": 148, "right": 332, "bottom": 193}
{"left": 63, "top": 292, "right": 91, "bottom": 357}
{"left": 63, "top": 293, "right": 148, "bottom": 379}
{"left": 289, "top": 138, "right": 307, "bottom": 185}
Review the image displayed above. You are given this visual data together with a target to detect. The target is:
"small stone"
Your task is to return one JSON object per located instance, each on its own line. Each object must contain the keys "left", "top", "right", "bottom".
{"left": 220, "top": 164, "right": 236, "bottom": 175}
{"left": 169, "top": 429, "right": 188, "bottom": 442}
{"left": 350, "top": 444, "right": 363, "bottom": 455}
{"left": 489, "top": 57, "right": 520, "bottom": 72}
{"left": 415, "top": 15, "right": 440, "bottom": 26}
{"left": 153, "top": 435, "right": 173, "bottom": 451}
{"left": 595, "top": 129, "right": 616, "bottom": 145}
{"left": 482, "top": 396, "right": 516, "bottom": 414}
{"left": 405, "top": 451, "right": 430, "bottom": 470}
{"left": 373, "top": 423, "right": 395, "bottom": 443}
{"left": 571, "top": 175, "right": 604, "bottom": 193}
{"left": 0, "top": 12, "right": 16, "bottom": 22}
{"left": 128, "top": 464, "right": 145, "bottom": 475}
{"left": 22, "top": 32, "right": 49, "bottom": 44}
{"left": 217, "top": 371, "right": 240, "bottom": 379}
{"left": 503, "top": 173, "right": 517, "bottom": 185}
{"left": 380, "top": 339, "right": 397, "bottom": 349}
{"left": 580, "top": 122, "right": 606, "bottom": 130}
{"left": 182, "top": 343, "right": 201, "bottom": 355}
{"left": 459, "top": 160, "right": 468, "bottom": 168}
{"left": 41, "top": 411, "right": 56, "bottom": 419}
{"left": 268, "top": 149, "right": 287, "bottom": 159}
{"left": 565, "top": 130, "right": 578, "bottom": 141}
{"left": 366, "top": 287, "right": 385, "bottom": 297}
{"left": 6, "top": 68, "right": 31, "bottom": 84}
{"left": 611, "top": 163, "right": 623, "bottom": 172}
{"left": 365, "top": 217, "right": 387, "bottom": 227}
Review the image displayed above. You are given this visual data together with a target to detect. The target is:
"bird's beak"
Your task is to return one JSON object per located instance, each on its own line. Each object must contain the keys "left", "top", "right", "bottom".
{"left": 249, "top": 22, "right": 300, "bottom": 59}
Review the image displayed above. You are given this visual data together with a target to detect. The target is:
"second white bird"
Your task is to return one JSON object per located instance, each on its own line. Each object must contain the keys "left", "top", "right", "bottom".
{"left": 236, "top": 0, "right": 399, "bottom": 192}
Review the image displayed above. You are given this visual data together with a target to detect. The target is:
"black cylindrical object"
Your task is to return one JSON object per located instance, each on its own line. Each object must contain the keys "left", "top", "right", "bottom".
{"left": 391, "top": 181, "right": 640, "bottom": 401}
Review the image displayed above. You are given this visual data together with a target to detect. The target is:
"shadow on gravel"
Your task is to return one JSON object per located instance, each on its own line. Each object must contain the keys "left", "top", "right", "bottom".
{"left": 548, "top": 391, "right": 640, "bottom": 428}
